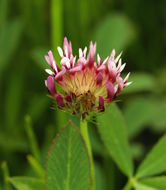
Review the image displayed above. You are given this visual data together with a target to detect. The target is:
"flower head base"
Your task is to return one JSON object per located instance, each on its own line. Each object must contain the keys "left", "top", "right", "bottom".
{"left": 45, "top": 37, "right": 131, "bottom": 118}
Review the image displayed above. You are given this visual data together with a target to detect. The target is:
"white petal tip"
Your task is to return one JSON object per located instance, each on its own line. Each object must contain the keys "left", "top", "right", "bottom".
{"left": 102, "top": 56, "right": 109, "bottom": 65}
{"left": 125, "top": 81, "right": 132, "bottom": 86}
{"left": 79, "top": 48, "right": 83, "bottom": 57}
{"left": 120, "top": 63, "right": 126, "bottom": 72}
{"left": 57, "top": 46, "right": 63, "bottom": 57}
{"left": 124, "top": 72, "right": 130, "bottom": 82}
{"left": 45, "top": 80, "right": 47, "bottom": 87}
{"left": 97, "top": 54, "right": 101, "bottom": 63}
{"left": 45, "top": 69, "right": 54, "bottom": 75}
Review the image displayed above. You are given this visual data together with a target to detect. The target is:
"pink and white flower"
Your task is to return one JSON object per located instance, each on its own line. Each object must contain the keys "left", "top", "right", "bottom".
{"left": 45, "top": 37, "right": 131, "bottom": 118}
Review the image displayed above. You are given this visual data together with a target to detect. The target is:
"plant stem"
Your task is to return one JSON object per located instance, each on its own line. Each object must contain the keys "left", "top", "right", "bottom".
{"left": 80, "top": 119, "right": 95, "bottom": 190}
{"left": 50, "top": 0, "right": 68, "bottom": 131}
{"left": 122, "top": 178, "right": 136, "bottom": 190}
{"left": 51, "top": 0, "right": 63, "bottom": 57}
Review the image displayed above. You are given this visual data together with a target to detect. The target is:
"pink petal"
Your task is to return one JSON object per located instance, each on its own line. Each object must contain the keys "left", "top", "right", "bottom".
{"left": 69, "top": 65, "right": 82, "bottom": 73}
{"left": 45, "top": 76, "right": 56, "bottom": 96}
{"left": 45, "top": 55, "right": 51, "bottom": 66}
{"left": 81, "top": 113, "right": 86, "bottom": 120}
{"left": 47, "top": 50, "right": 59, "bottom": 72}
{"left": 77, "top": 57, "right": 87, "bottom": 65}
{"left": 55, "top": 66, "right": 66, "bottom": 80}
{"left": 68, "top": 41, "right": 72, "bottom": 58}
{"left": 97, "top": 64, "right": 105, "bottom": 71}
{"left": 63, "top": 37, "right": 69, "bottom": 50}
{"left": 87, "top": 41, "right": 96, "bottom": 67}
{"left": 106, "top": 81, "right": 115, "bottom": 100}
{"left": 98, "top": 96, "right": 105, "bottom": 112}
{"left": 56, "top": 94, "right": 64, "bottom": 107}
{"left": 65, "top": 96, "right": 72, "bottom": 102}
{"left": 63, "top": 37, "right": 72, "bottom": 58}
{"left": 96, "top": 72, "right": 103, "bottom": 84}
{"left": 110, "top": 49, "right": 115, "bottom": 60}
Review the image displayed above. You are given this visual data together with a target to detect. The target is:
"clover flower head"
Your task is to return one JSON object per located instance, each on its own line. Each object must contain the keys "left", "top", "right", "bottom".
{"left": 45, "top": 37, "right": 131, "bottom": 119}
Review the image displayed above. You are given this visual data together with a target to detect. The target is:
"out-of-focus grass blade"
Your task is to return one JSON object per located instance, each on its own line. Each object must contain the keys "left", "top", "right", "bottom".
{"left": 93, "top": 13, "right": 136, "bottom": 58}
{"left": 27, "top": 155, "right": 44, "bottom": 179}
{"left": 1, "top": 161, "right": 12, "bottom": 190}
{"left": 0, "top": 132, "right": 28, "bottom": 152}
{"left": 27, "top": 95, "right": 49, "bottom": 123}
{"left": 5, "top": 71, "right": 24, "bottom": 131}
{"left": 0, "top": 0, "right": 8, "bottom": 30}
{"left": 30, "top": 48, "right": 48, "bottom": 70}
{"left": 0, "top": 18, "right": 23, "bottom": 73}
{"left": 24, "top": 116, "right": 41, "bottom": 162}
{"left": 9, "top": 177, "right": 45, "bottom": 190}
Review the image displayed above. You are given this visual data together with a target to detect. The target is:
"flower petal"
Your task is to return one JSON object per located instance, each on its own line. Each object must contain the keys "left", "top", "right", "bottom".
{"left": 45, "top": 76, "right": 56, "bottom": 96}
{"left": 98, "top": 96, "right": 105, "bottom": 112}
{"left": 106, "top": 81, "right": 115, "bottom": 100}
{"left": 55, "top": 66, "right": 66, "bottom": 80}
{"left": 96, "top": 72, "right": 103, "bottom": 84}
{"left": 56, "top": 94, "right": 64, "bottom": 107}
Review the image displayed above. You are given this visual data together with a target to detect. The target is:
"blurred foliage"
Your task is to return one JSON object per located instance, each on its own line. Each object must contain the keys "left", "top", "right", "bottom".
{"left": 0, "top": 0, "right": 166, "bottom": 189}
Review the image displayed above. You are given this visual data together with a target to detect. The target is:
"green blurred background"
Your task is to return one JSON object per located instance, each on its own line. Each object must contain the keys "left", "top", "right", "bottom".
{"left": 0, "top": 0, "right": 166, "bottom": 189}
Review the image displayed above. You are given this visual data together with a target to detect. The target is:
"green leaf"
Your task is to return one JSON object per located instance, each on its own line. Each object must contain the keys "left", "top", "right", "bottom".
{"left": 124, "top": 97, "right": 166, "bottom": 135}
{"left": 140, "top": 176, "right": 166, "bottom": 190}
{"left": 46, "top": 121, "right": 90, "bottom": 190}
{"left": 136, "top": 135, "right": 166, "bottom": 178}
{"left": 9, "top": 177, "right": 45, "bottom": 190}
{"left": 123, "top": 97, "right": 155, "bottom": 138}
{"left": 133, "top": 182, "right": 156, "bottom": 190}
{"left": 93, "top": 13, "right": 135, "bottom": 58}
{"left": 150, "top": 100, "right": 166, "bottom": 132}
{"left": 97, "top": 103, "right": 133, "bottom": 177}
{"left": 122, "top": 73, "right": 156, "bottom": 94}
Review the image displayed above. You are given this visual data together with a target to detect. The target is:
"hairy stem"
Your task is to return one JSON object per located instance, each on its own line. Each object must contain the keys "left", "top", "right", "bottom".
{"left": 80, "top": 119, "right": 95, "bottom": 190}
